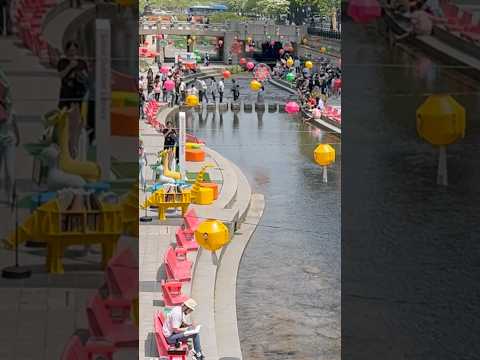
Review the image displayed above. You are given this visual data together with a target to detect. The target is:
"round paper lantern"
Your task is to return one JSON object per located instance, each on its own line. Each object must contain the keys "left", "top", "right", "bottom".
{"left": 314, "top": 144, "right": 336, "bottom": 166}
{"left": 416, "top": 95, "right": 465, "bottom": 146}
{"left": 286, "top": 58, "right": 294, "bottom": 67}
{"left": 194, "top": 219, "right": 229, "bottom": 252}
{"left": 305, "top": 61, "right": 313, "bottom": 69}
{"left": 250, "top": 80, "right": 262, "bottom": 91}
{"left": 285, "top": 101, "right": 300, "bottom": 114}
{"left": 285, "top": 72, "right": 295, "bottom": 82}
{"left": 164, "top": 79, "right": 175, "bottom": 91}
{"left": 223, "top": 70, "right": 231, "bottom": 79}
{"left": 246, "top": 62, "right": 255, "bottom": 71}
{"left": 185, "top": 94, "right": 199, "bottom": 107}
{"left": 239, "top": 58, "right": 247, "bottom": 65}
{"left": 279, "top": 48, "right": 285, "bottom": 55}
{"left": 312, "top": 108, "right": 322, "bottom": 119}
{"left": 160, "top": 66, "right": 170, "bottom": 74}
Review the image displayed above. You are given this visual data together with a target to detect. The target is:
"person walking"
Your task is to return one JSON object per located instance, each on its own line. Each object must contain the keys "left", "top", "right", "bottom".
{"left": 231, "top": 79, "right": 240, "bottom": 101}
{"left": 209, "top": 77, "right": 217, "bottom": 103}
{"left": 217, "top": 78, "right": 225, "bottom": 103}
{"left": 179, "top": 80, "right": 186, "bottom": 103}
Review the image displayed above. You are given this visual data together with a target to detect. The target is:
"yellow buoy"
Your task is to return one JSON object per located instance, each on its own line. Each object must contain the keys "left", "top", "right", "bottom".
{"left": 314, "top": 144, "right": 335, "bottom": 166}
{"left": 185, "top": 94, "right": 199, "bottom": 107}
{"left": 195, "top": 219, "right": 229, "bottom": 252}
{"left": 286, "top": 57, "right": 294, "bottom": 67}
{"left": 250, "top": 80, "right": 262, "bottom": 92}
{"left": 314, "top": 144, "right": 336, "bottom": 183}
{"left": 416, "top": 94, "right": 465, "bottom": 145}
{"left": 305, "top": 61, "right": 313, "bottom": 69}
{"left": 416, "top": 94, "right": 466, "bottom": 186}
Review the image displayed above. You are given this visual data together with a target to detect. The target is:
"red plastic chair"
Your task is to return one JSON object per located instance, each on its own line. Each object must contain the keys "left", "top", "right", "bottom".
{"left": 154, "top": 312, "right": 188, "bottom": 360}
{"left": 86, "top": 295, "right": 138, "bottom": 348}
{"left": 161, "top": 280, "right": 189, "bottom": 306}
{"left": 164, "top": 246, "right": 192, "bottom": 282}
{"left": 461, "top": 24, "right": 480, "bottom": 42}
{"left": 175, "top": 227, "right": 199, "bottom": 252}
{"left": 184, "top": 208, "right": 201, "bottom": 233}
{"left": 106, "top": 248, "right": 139, "bottom": 301}
{"left": 61, "top": 335, "right": 116, "bottom": 360}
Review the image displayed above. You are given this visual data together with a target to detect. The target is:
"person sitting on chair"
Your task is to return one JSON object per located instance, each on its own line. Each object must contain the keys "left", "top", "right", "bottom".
{"left": 162, "top": 298, "right": 204, "bottom": 360}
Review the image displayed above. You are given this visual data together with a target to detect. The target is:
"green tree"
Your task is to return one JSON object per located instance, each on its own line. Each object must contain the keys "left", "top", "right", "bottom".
{"left": 254, "top": 0, "right": 290, "bottom": 18}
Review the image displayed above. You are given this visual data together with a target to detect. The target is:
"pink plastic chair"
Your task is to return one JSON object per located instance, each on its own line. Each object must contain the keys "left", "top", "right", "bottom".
{"left": 176, "top": 228, "right": 199, "bottom": 252}
{"left": 161, "top": 280, "right": 189, "bottom": 306}
{"left": 86, "top": 295, "right": 138, "bottom": 348}
{"left": 61, "top": 335, "right": 116, "bottom": 360}
{"left": 164, "top": 246, "right": 192, "bottom": 282}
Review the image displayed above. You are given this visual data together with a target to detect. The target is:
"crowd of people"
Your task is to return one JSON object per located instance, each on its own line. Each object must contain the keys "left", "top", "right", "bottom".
{"left": 139, "top": 63, "right": 228, "bottom": 119}
{"left": 273, "top": 53, "right": 342, "bottom": 116}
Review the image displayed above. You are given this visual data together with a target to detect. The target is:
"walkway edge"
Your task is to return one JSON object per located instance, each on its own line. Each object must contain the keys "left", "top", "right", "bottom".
{"left": 215, "top": 193, "right": 265, "bottom": 360}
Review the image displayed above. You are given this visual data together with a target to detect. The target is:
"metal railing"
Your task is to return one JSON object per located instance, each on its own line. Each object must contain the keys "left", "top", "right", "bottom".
{"left": 307, "top": 27, "right": 342, "bottom": 40}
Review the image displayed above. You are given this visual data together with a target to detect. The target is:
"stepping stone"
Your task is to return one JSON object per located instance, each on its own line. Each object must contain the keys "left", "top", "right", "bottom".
{"left": 218, "top": 103, "right": 228, "bottom": 112}
{"left": 268, "top": 103, "right": 278, "bottom": 112}
{"left": 230, "top": 102, "right": 241, "bottom": 111}
{"left": 255, "top": 103, "right": 266, "bottom": 111}
{"left": 206, "top": 103, "right": 216, "bottom": 111}
{"left": 278, "top": 103, "right": 286, "bottom": 113}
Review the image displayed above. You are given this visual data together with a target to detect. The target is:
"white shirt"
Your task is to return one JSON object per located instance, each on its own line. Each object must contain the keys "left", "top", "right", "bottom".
{"left": 162, "top": 306, "right": 186, "bottom": 337}
{"left": 218, "top": 81, "right": 224, "bottom": 92}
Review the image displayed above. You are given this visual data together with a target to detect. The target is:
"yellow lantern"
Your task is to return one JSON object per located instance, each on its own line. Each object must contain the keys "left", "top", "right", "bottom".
{"left": 314, "top": 144, "right": 336, "bottom": 183}
{"left": 416, "top": 94, "right": 466, "bottom": 185}
{"left": 416, "top": 94, "right": 465, "bottom": 146}
{"left": 185, "top": 94, "right": 199, "bottom": 107}
{"left": 286, "top": 57, "right": 294, "bottom": 67}
{"left": 305, "top": 61, "right": 313, "bottom": 69}
{"left": 250, "top": 80, "right": 262, "bottom": 92}
{"left": 195, "top": 219, "right": 229, "bottom": 252}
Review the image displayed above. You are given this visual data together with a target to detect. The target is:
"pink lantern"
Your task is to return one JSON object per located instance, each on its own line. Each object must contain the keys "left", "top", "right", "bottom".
{"left": 160, "top": 66, "right": 170, "bottom": 74}
{"left": 285, "top": 101, "right": 300, "bottom": 114}
{"left": 279, "top": 48, "right": 285, "bottom": 55}
{"left": 347, "top": 0, "right": 381, "bottom": 24}
{"left": 239, "top": 57, "right": 247, "bottom": 65}
{"left": 164, "top": 79, "right": 175, "bottom": 91}
{"left": 246, "top": 62, "right": 255, "bottom": 71}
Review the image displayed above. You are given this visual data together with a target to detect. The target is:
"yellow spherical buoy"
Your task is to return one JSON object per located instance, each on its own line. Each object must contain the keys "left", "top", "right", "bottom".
{"left": 416, "top": 94, "right": 465, "bottom": 146}
{"left": 314, "top": 144, "right": 335, "bottom": 166}
{"left": 286, "top": 57, "right": 294, "bottom": 67}
{"left": 185, "top": 94, "right": 199, "bottom": 107}
{"left": 195, "top": 219, "right": 229, "bottom": 252}
{"left": 314, "top": 144, "right": 336, "bottom": 183}
{"left": 305, "top": 61, "right": 313, "bottom": 69}
{"left": 416, "top": 94, "right": 465, "bottom": 186}
{"left": 250, "top": 80, "right": 262, "bottom": 92}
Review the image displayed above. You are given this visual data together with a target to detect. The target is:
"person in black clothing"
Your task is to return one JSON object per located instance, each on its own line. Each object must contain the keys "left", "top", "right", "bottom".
{"left": 162, "top": 121, "right": 179, "bottom": 163}
{"left": 231, "top": 79, "right": 240, "bottom": 101}
{"left": 57, "top": 41, "right": 89, "bottom": 158}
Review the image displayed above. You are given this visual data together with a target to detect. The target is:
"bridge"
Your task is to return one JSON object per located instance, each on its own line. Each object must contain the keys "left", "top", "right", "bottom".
{"left": 140, "top": 20, "right": 307, "bottom": 63}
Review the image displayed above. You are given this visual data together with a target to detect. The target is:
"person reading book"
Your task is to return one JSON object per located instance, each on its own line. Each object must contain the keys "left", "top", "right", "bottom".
{"left": 162, "top": 298, "right": 204, "bottom": 360}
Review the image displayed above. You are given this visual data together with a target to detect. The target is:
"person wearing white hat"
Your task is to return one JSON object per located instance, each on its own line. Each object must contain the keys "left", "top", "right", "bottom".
{"left": 162, "top": 298, "right": 204, "bottom": 359}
